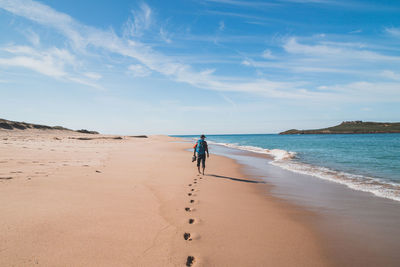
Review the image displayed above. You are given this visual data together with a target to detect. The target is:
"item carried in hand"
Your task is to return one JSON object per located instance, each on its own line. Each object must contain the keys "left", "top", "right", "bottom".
{"left": 192, "top": 155, "right": 197, "bottom": 162}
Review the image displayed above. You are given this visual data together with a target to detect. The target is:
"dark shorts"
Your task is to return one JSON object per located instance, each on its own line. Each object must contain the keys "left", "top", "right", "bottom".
{"left": 197, "top": 153, "right": 206, "bottom": 168}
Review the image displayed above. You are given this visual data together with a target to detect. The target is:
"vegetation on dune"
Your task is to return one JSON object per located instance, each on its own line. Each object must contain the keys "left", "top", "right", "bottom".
{"left": 0, "top": 118, "right": 99, "bottom": 134}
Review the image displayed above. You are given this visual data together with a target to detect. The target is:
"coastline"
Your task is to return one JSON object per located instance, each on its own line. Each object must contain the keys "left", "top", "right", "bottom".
{"left": 208, "top": 142, "right": 400, "bottom": 266}
{"left": 1, "top": 131, "right": 331, "bottom": 266}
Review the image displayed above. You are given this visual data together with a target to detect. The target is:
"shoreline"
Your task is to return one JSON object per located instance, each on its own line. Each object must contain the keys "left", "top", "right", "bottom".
{"left": 1, "top": 131, "right": 331, "bottom": 266}
{"left": 208, "top": 141, "right": 400, "bottom": 266}
{"left": 171, "top": 137, "right": 333, "bottom": 266}
{"left": 197, "top": 135, "right": 400, "bottom": 203}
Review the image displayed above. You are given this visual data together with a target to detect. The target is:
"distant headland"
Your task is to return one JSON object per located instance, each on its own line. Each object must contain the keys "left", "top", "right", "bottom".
{"left": 280, "top": 121, "right": 400, "bottom": 135}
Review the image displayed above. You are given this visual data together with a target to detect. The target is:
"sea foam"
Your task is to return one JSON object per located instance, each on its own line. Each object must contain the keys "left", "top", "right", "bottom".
{"left": 208, "top": 140, "right": 400, "bottom": 202}
{"left": 206, "top": 140, "right": 296, "bottom": 161}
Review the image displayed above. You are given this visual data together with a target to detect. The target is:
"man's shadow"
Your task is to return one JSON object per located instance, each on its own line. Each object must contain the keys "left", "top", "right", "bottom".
{"left": 207, "top": 174, "right": 265, "bottom": 184}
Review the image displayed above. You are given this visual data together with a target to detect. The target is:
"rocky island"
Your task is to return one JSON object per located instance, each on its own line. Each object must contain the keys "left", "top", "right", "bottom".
{"left": 280, "top": 121, "right": 400, "bottom": 135}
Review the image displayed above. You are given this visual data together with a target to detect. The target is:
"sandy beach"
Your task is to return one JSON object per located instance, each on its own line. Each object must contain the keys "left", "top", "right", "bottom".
{"left": 0, "top": 130, "right": 331, "bottom": 266}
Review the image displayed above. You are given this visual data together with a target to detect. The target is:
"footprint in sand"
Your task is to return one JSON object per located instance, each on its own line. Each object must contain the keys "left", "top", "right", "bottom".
{"left": 190, "top": 200, "right": 194, "bottom": 203}
{"left": 191, "top": 189, "right": 195, "bottom": 192}
{"left": 189, "top": 218, "right": 195, "bottom": 224}
{"left": 186, "top": 256, "right": 195, "bottom": 266}
{"left": 188, "top": 193, "right": 192, "bottom": 196}
{"left": 188, "top": 184, "right": 192, "bottom": 186}
{"left": 184, "top": 232, "right": 192, "bottom": 241}
{"left": 185, "top": 207, "right": 192, "bottom": 212}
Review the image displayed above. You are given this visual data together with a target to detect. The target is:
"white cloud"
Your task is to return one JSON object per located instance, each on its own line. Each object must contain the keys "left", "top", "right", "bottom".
{"left": 67, "top": 76, "right": 103, "bottom": 89}
{"left": 284, "top": 38, "right": 400, "bottom": 61}
{"left": 200, "top": 68, "right": 216, "bottom": 76}
{"left": 349, "top": 29, "right": 362, "bottom": 34}
{"left": 385, "top": 27, "right": 400, "bottom": 38}
{"left": 219, "top": 93, "right": 237, "bottom": 108}
{"left": 123, "top": 3, "right": 152, "bottom": 38}
{"left": 0, "top": 45, "right": 74, "bottom": 77}
{"left": 0, "top": 44, "right": 102, "bottom": 89}
{"left": 318, "top": 81, "right": 400, "bottom": 102}
{"left": 128, "top": 64, "right": 151, "bottom": 77}
{"left": 381, "top": 70, "right": 400, "bottom": 81}
{"left": 0, "top": 56, "right": 65, "bottom": 77}
{"left": 24, "top": 29, "right": 40, "bottom": 46}
{"left": 261, "top": 49, "right": 274, "bottom": 59}
{"left": 241, "top": 59, "right": 251, "bottom": 66}
{"left": 319, "top": 41, "right": 366, "bottom": 48}
{"left": 159, "top": 28, "right": 172, "bottom": 43}
{"left": 84, "top": 72, "right": 102, "bottom": 80}
{"left": 1, "top": 0, "right": 399, "bottom": 103}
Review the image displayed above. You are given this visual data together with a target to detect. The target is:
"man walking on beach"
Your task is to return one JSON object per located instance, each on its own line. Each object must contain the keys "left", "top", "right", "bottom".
{"left": 193, "top": 135, "right": 209, "bottom": 175}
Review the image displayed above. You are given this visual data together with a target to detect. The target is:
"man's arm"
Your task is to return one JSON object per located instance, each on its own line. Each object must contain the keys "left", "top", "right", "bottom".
{"left": 206, "top": 142, "right": 209, "bottom": 157}
{"left": 193, "top": 143, "right": 197, "bottom": 156}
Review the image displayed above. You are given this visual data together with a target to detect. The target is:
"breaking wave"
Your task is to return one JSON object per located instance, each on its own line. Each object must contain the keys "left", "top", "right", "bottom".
{"left": 207, "top": 141, "right": 296, "bottom": 161}
{"left": 209, "top": 140, "right": 400, "bottom": 202}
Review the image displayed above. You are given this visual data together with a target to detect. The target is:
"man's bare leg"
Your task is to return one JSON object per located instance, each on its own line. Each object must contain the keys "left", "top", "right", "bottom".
{"left": 197, "top": 166, "right": 201, "bottom": 174}
{"left": 202, "top": 167, "right": 205, "bottom": 175}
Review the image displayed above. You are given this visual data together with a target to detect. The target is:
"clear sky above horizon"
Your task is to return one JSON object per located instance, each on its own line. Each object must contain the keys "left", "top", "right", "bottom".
{"left": 1, "top": 0, "right": 399, "bottom": 134}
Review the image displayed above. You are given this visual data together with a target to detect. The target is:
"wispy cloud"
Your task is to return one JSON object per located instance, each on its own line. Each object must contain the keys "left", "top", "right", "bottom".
{"left": 261, "top": 49, "right": 275, "bottom": 59}
{"left": 205, "top": 0, "right": 384, "bottom": 10}
{"left": 0, "top": 44, "right": 104, "bottom": 89}
{"left": 317, "top": 81, "right": 400, "bottom": 102}
{"left": 349, "top": 29, "right": 362, "bottom": 34}
{"left": 128, "top": 64, "right": 151, "bottom": 77}
{"left": 0, "top": 45, "right": 72, "bottom": 77}
{"left": 159, "top": 27, "right": 172, "bottom": 43}
{"left": 284, "top": 37, "right": 400, "bottom": 61}
{"left": 84, "top": 72, "right": 102, "bottom": 80}
{"left": 204, "top": 0, "right": 279, "bottom": 8}
{"left": 24, "top": 29, "right": 40, "bottom": 46}
{"left": 280, "top": 0, "right": 399, "bottom": 11}
{"left": 381, "top": 70, "right": 400, "bottom": 81}
{"left": 123, "top": 3, "right": 152, "bottom": 38}
{"left": 0, "top": 0, "right": 322, "bottom": 99}
{"left": 205, "top": 10, "right": 269, "bottom": 21}
{"left": 385, "top": 27, "right": 400, "bottom": 38}
{"left": 1, "top": 0, "right": 399, "bottom": 104}
{"left": 241, "top": 36, "right": 400, "bottom": 94}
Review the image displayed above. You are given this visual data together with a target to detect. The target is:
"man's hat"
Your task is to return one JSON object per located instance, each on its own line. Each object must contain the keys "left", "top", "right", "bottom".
{"left": 200, "top": 134, "right": 206, "bottom": 138}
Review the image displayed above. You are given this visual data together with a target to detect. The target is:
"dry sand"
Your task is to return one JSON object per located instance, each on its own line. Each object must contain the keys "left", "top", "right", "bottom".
{"left": 0, "top": 130, "right": 331, "bottom": 266}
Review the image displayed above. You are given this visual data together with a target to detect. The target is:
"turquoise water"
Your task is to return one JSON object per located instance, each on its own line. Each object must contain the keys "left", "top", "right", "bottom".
{"left": 176, "top": 134, "right": 400, "bottom": 201}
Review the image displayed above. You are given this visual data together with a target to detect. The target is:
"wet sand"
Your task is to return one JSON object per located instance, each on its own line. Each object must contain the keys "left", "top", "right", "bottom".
{"left": 210, "top": 144, "right": 400, "bottom": 267}
{"left": 0, "top": 130, "right": 331, "bottom": 266}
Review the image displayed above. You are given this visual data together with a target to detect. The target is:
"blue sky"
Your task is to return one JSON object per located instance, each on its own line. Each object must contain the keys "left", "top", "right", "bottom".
{"left": 1, "top": 0, "right": 399, "bottom": 134}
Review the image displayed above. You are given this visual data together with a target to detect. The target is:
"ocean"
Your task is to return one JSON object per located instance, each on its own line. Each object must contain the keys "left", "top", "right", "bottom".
{"left": 177, "top": 134, "right": 400, "bottom": 202}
